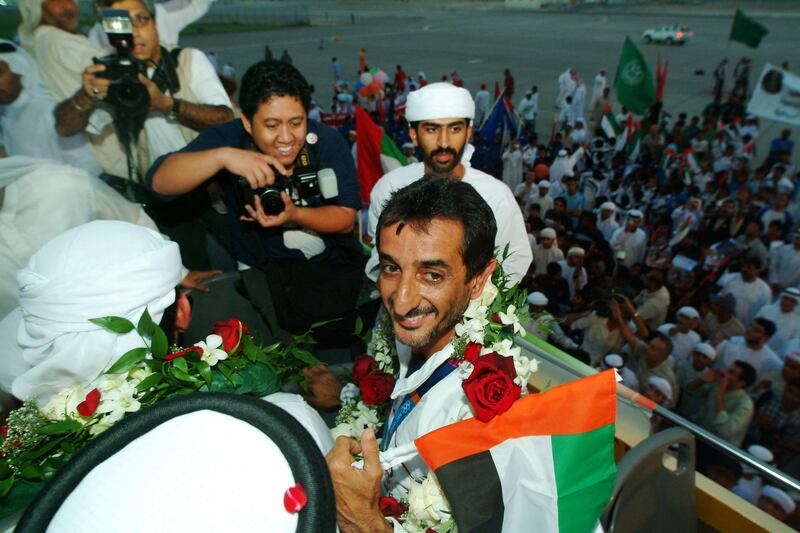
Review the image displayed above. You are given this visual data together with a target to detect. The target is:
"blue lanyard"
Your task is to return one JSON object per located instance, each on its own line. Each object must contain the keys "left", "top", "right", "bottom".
{"left": 381, "top": 359, "right": 458, "bottom": 452}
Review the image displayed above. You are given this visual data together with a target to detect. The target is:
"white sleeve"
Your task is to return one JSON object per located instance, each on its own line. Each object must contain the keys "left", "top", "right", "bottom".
{"left": 183, "top": 49, "right": 232, "bottom": 108}
{"left": 155, "top": 0, "right": 214, "bottom": 46}
{"left": 495, "top": 187, "right": 533, "bottom": 284}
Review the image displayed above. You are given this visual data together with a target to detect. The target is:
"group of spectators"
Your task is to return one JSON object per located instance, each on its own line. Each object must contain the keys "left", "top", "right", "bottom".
{"left": 1, "top": 0, "right": 799, "bottom": 526}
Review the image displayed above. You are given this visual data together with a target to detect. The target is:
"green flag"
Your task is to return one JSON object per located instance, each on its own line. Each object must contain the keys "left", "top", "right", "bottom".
{"left": 729, "top": 9, "right": 768, "bottom": 48}
{"left": 614, "top": 37, "right": 656, "bottom": 115}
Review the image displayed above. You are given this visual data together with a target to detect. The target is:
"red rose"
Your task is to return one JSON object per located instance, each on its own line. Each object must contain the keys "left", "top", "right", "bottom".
{"left": 352, "top": 354, "right": 377, "bottom": 382}
{"left": 462, "top": 352, "right": 521, "bottom": 422}
{"left": 492, "top": 312, "right": 501, "bottom": 323}
{"left": 359, "top": 372, "right": 395, "bottom": 405}
{"left": 77, "top": 388, "right": 101, "bottom": 417}
{"left": 379, "top": 496, "right": 405, "bottom": 520}
{"left": 164, "top": 346, "right": 203, "bottom": 361}
{"left": 464, "top": 341, "right": 482, "bottom": 364}
{"left": 212, "top": 318, "right": 248, "bottom": 353}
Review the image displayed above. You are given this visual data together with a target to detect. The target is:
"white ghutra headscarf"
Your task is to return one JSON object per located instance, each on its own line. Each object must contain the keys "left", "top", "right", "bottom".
{"left": 1, "top": 221, "right": 182, "bottom": 402}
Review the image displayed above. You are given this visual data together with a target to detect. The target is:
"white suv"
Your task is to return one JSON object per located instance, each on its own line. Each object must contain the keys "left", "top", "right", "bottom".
{"left": 642, "top": 24, "right": 693, "bottom": 45}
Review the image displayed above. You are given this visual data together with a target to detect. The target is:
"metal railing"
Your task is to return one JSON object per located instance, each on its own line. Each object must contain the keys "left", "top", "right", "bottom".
{"left": 515, "top": 335, "right": 800, "bottom": 493}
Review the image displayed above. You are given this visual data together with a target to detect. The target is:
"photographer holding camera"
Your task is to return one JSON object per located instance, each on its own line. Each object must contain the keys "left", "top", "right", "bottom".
{"left": 50, "top": 0, "right": 233, "bottom": 184}
{"left": 148, "top": 60, "right": 364, "bottom": 338}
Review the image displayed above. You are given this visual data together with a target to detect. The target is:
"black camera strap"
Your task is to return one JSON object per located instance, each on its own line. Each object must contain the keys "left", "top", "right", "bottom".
{"left": 150, "top": 46, "right": 182, "bottom": 96}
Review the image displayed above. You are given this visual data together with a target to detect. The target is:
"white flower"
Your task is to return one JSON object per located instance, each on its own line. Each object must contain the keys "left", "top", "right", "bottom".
{"left": 39, "top": 385, "right": 87, "bottom": 421}
{"left": 339, "top": 383, "right": 360, "bottom": 402}
{"left": 462, "top": 299, "right": 487, "bottom": 320}
{"left": 490, "top": 338, "right": 521, "bottom": 360}
{"left": 478, "top": 280, "right": 499, "bottom": 307}
{"left": 455, "top": 316, "right": 489, "bottom": 344}
{"left": 331, "top": 423, "right": 355, "bottom": 440}
{"left": 498, "top": 305, "right": 525, "bottom": 336}
{"left": 127, "top": 366, "right": 152, "bottom": 387}
{"left": 457, "top": 360, "right": 474, "bottom": 379}
{"left": 195, "top": 334, "right": 228, "bottom": 366}
{"left": 93, "top": 374, "right": 141, "bottom": 427}
{"left": 407, "top": 473, "right": 452, "bottom": 525}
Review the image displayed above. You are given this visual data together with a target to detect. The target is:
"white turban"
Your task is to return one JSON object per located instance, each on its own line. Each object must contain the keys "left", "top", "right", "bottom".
{"left": 17, "top": 0, "right": 42, "bottom": 55}
{"left": 1, "top": 221, "right": 183, "bottom": 402}
{"left": 540, "top": 228, "right": 557, "bottom": 239}
{"left": 406, "top": 82, "right": 475, "bottom": 122}
{"left": 526, "top": 292, "right": 548, "bottom": 306}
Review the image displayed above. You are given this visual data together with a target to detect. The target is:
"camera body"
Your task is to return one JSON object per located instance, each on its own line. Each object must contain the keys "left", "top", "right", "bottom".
{"left": 93, "top": 9, "right": 149, "bottom": 117}
{"left": 236, "top": 134, "right": 339, "bottom": 216}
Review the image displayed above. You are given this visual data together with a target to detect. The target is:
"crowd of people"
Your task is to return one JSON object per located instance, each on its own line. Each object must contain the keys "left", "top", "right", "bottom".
{"left": 1, "top": 0, "right": 799, "bottom": 528}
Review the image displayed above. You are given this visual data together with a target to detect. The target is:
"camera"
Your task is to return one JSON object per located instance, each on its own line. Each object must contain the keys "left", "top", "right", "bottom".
{"left": 93, "top": 9, "right": 149, "bottom": 117}
{"left": 235, "top": 135, "right": 339, "bottom": 216}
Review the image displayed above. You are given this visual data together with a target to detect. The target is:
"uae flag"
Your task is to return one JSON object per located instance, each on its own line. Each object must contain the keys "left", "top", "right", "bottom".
{"left": 415, "top": 370, "right": 617, "bottom": 533}
{"left": 682, "top": 147, "right": 701, "bottom": 174}
{"left": 659, "top": 149, "right": 676, "bottom": 171}
{"left": 355, "top": 105, "right": 408, "bottom": 203}
{"left": 600, "top": 104, "right": 622, "bottom": 140}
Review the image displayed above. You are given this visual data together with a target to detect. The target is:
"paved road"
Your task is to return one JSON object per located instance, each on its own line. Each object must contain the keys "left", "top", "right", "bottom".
{"left": 182, "top": 5, "right": 800, "bottom": 164}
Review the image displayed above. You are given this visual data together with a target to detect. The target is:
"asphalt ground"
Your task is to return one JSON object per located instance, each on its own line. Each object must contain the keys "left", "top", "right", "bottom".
{"left": 184, "top": 5, "right": 800, "bottom": 164}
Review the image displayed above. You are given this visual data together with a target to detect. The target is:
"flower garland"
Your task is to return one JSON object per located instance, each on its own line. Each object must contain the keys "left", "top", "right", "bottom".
{"left": 332, "top": 258, "right": 538, "bottom": 532}
{"left": 0, "top": 313, "right": 321, "bottom": 519}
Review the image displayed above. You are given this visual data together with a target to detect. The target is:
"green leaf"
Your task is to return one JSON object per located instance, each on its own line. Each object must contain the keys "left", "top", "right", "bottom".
{"left": 137, "top": 308, "right": 156, "bottom": 338}
{"left": 291, "top": 349, "right": 323, "bottom": 367}
{"left": 354, "top": 314, "right": 364, "bottom": 336}
{"left": 36, "top": 419, "right": 83, "bottom": 435}
{"left": 151, "top": 325, "right": 168, "bottom": 359}
{"left": 170, "top": 366, "right": 200, "bottom": 384}
{"left": 106, "top": 347, "right": 148, "bottom": 375}
{"left": 89, "top": 316, "right": 134, "bottom": 334}
{"left": 19, "top": 464, "right": 43, "bottom": 480}
{"left": 196, "top": 361, "right": 212, "bottom": 387}
{"left": 242, "top": 335, "right": 258, "bottom": 362}
{"left": 206, "top": 363, "right": 281, "bottom": 396}
{"left": 135, "top": 372, "right": 163, "bottom": 392}
{"left": 218, "top": 363, "right": 235, "bottom": 385}
{"left": 173, "top": 357, "right": 189, "bottom": 373}
{"left": 0, "top": 479, "right": 45, "bottom": 520}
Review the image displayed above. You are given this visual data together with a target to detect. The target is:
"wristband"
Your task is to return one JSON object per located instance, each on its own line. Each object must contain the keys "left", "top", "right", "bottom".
{"left": 169, "top": 97, "right": 182, "bottom": 120}
{"left": 71, "top": 93, "right": 91, "bottom": 113}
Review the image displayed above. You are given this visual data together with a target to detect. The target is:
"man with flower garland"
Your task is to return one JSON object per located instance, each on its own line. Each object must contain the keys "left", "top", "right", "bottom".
{"left": 327, "top": 177, "right": 535, "bottom": 532}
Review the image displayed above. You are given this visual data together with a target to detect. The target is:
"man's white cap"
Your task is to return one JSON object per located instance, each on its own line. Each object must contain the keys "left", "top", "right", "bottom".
{"left": 527, "top": 292, "right": 549, "bottom": 306}
{"left": 405, "top": 82, "right": 475, "bottom": 122}
{"left": 777, "top": 177, "right": 794, "bottom": 194}
{"left": 761, "top": 486, "right": 797, "bottom": 515}
{"left": 540, "top": 228, "right": 557, "bottom": 239}
{"left": 402, "top": 142, "right": 414, "bottom": 150}
{"left": 677, "top": 306, "right": 700, "bottom": 320}
{"left": 627, "top": 209, "right": 644, "bottom": 219}
{"left": 656, "top": 323, "right": 675, "bottom": 335}
{"left": 602, "top": 354, "right": 624, "bottom": 369}
{"left": 647, "top": 376, "right": 673, "bottom": 402}
{"left": 693, "top": 342, "right": 716, "bottom": 361}
{"left": 558, "top": 149, "right": 568, "bottom": 157}
{"left": 567, "top": 247, "right": 585, "bottom": 257}
{"left": 747, "top": 444, "right": 775, "bottom": 464}
{"left": 600, "top": 202, "right": 616, "bottom": 212}
{"left": 782, "top": 287, "right": 800, "bottom": 302}
{"left": 537, "top": 180, "right": 551, "bottom": 189}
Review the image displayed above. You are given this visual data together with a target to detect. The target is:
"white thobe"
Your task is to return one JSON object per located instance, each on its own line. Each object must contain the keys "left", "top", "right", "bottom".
{"left": 609, "top": 228, "right": 647, "bottom": 267}
{"left": 718, "top": 273, "right": 773, "bottom": 325}
{"left": 366, "top": 162, "right": 532, "bottom": 284}
{"left": 714, "top": 337, "right": 782, "bottom": 381}
{"left": 502, "top": 148, "right": 524, "bottom": 189}
{"left": 557, "top": 260, "right": 587, "bottom": 298}
{"left": 768, "top": 244, "right": 800, "bottom": 288}
{"left": 591, "top": 73, "right": 607, "bottom": 106}
{"left": 596, "top": 216, "right": 619, "bottom": 242}
{"left": 755, "top": 303, "right": 800, "bottom": 355}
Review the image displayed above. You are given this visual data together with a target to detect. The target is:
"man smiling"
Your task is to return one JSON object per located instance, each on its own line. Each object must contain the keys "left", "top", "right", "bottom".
{"left": 149, "top": 60, "right": 364, "bottom": 337}
{"left": 365, "top": 82, "right": 531, "bottom": 285}
{"left": 327, "top": 177, "right": 497, "bottom": 533}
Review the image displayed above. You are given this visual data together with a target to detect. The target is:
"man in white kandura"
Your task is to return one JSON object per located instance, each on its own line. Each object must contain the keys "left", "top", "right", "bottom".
{"left": 365, "top": 82, "right": 531, "bottom": 285}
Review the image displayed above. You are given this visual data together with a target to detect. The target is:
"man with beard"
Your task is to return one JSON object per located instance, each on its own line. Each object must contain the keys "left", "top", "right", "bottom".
{"left": 365, "top": 82, "right": 531, "bottom": 284}
{"left": 327, "top": 178, "right": 500, "bottom": 532}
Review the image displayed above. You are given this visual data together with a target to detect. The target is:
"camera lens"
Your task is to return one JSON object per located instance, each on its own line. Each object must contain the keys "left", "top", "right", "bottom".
{"left": 260, "top": 189, "right": 285, "bottom": 216}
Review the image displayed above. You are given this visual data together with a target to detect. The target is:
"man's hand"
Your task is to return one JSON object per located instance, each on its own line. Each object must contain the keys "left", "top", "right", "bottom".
{"left": 326, "top": 428, "right": 392, "bottom": 533}
{"left": 180, "top": 270, "right": 223, "bottom": 293}
{"left": 218, "top": 148, "right": 288, "bottom": 190}
{"left": 241, "top": 192, "right": 296, "bottom": 229}
{"left": 302, "top": 365, "right": 343, "bottom": 409}
{"left": 138, "top": 73, "right": 172, "bottom": 114}
{"left": 81, "top": 64, "right": 111, "bottom": 101}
